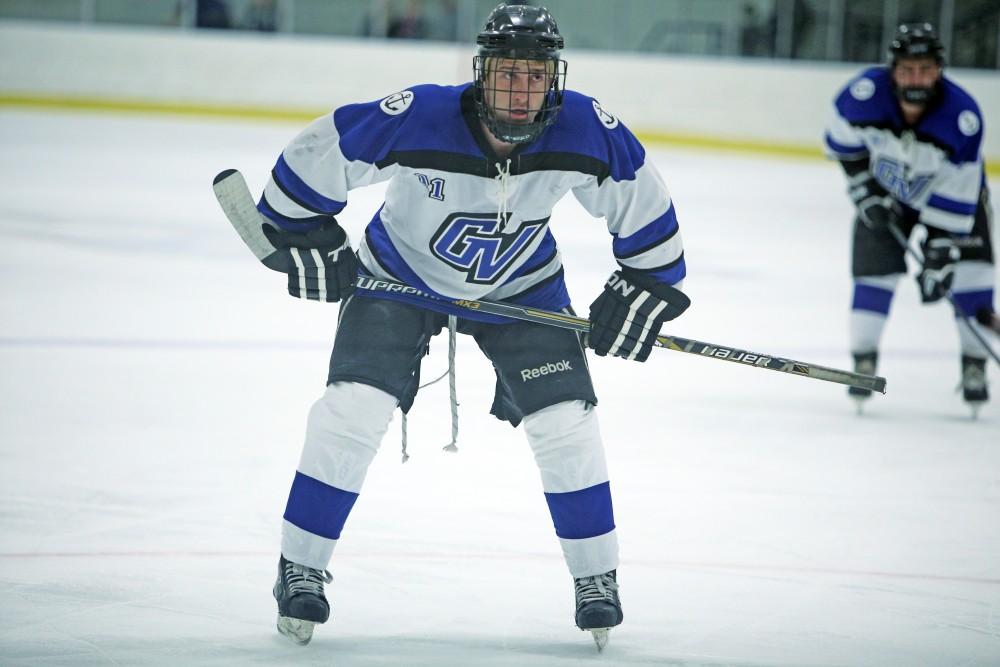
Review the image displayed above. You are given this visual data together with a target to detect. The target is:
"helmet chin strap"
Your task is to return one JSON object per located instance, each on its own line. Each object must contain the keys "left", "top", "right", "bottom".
{"left": 487, "top": 110, "right": 545, "bottom": 144}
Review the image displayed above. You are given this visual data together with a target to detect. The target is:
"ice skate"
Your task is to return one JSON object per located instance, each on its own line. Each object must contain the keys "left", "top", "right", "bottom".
{"left": 574, "top": 570, "right": 622, "bottom": 651}
{"left": 848, "top": 351, "right": 878, "bottom": 414}
{"left": 960, "top": 355, "right": 988, "bottom": 419}
{"left": 273, "top": 554, "right": 333, "bottom": 645}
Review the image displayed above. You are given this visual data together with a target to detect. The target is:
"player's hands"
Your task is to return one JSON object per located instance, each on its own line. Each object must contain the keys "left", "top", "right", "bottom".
{"left": 849, "top": 174, "right": 900, "bottom": 232}
{"left": 916, "top": 237, "right": 960, "bottom": 303}
{"left": 588, "top": 268, "right": 690, "bottom": 362}
{"left": 262, "top": 220, "right": 358, "bottom": 302}
{"left": 975, "top": 308, "right": 1000, "bottom": 334}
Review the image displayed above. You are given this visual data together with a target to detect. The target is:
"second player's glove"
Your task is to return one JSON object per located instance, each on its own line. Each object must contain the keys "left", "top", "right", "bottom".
{"left": 588, "top": 268, "right": 690, "bottom": 362}
{"left": 848, "top": 172, "right": 900, "bottom": 232}
{"left": 916, "top": 237, "right": 961, "bottom": 303}
{"left": 976, "top": 308, "right": 1000, "bottom": 334}
{"left": 262, "top": 219, "right": 358, "bottom": 302}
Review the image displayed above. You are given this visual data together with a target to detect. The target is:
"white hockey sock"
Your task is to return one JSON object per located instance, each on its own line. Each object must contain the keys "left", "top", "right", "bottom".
{"left": 952, "top": 260, "right": 996, "bottom": 359}
{"left": 850, "top": 274, "right": 900, "bottom": 353}
{"left": 281, "top": 381, "right": 398, "bottom": 570}
{"left": 523, "top": 400, "right": 618, "bottom": 578}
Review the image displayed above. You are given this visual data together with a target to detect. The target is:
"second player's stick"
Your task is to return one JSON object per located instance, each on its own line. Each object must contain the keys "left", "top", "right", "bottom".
{"left": 887, "top": 221, "right": 1000, "bottom": 367}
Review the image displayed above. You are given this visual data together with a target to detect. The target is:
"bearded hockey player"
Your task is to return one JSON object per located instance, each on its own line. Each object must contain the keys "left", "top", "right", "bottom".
{"left": 825, "top": 22, "right": 995, "bottom": 416}
{"left": 248, "top": 3, "right": 690, "bottom": 650}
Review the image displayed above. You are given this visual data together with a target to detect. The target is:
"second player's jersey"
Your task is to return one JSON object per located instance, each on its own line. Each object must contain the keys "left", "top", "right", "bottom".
{"left": 824, "top": 66, "right": 984, "bottom": 233}
{"left": 257, "top": 83, "right": 685, "bottom": 317}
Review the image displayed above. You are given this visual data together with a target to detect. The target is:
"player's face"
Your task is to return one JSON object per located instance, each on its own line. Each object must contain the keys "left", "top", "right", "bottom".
{"left": 484, "top": 58, "right": 553, "bottom": 125}
{"left": 892, "top": 57, "right": 942, "bottom": 94}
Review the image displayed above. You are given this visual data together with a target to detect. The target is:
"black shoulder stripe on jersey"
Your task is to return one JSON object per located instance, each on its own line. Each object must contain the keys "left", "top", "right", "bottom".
{"left": 519, "top": 152, "right": 611, "bottom": 184}
{"left": 375, "top": 150, "right": 611, "bottom": 182}
{"left": 375, "top": 151, "right": 490, "bottom": 177}
{"left": 615, "top": 222, "right": 680, "bottom": 260}
{"left": 846, "top": 120, "right": 957, "bottom": 160}
{"left": 380, "top": 84, "right": 614, "bottom": 183}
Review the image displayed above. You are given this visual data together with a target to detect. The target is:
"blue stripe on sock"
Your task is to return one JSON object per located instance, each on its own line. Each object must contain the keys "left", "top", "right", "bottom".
{"left": 544, "top": 481, "right": 615, "bottom": 540}
{"left": 283, "top": 472, "right": 359, "bottom": 540}
{"left": 852, "top": 283, "right": 894, "bottom": 314}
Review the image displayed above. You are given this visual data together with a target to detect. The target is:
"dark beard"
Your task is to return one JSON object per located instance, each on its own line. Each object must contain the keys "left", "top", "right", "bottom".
{"left": 900, "top": 86, "right": 934, "bottom": 104}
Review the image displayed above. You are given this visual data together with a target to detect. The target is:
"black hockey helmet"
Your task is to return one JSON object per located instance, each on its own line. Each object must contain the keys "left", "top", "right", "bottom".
{"left": 473, "top": 4, "right": 567, "bottom": 144}
{"left": 887, "top": 23, "right": 945, "bottom": 106}
{"left": 888, "top": 22, "right": 945, "bottom": 65}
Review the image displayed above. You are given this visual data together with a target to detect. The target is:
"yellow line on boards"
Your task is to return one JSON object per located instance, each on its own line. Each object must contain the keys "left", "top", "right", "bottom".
{"left": 2, "top": 93, "right": 998, "bottom": 176}
{"left": 634, "top": 129, "right": 823, "bottom": 160}
{"left": 0, "top": 93, "right": 321, "bottom": 123}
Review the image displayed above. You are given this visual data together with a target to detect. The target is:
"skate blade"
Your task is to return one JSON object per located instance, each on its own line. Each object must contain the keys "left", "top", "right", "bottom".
{"left": 590, "top": 628, "right": 609, "bottom": 651}
{"left": 851, "top": 396, "right": 868, "bottom": 415}
{"left": 276, "top": 615, "right": 316, "bottom": 645}
{"left": 968, "top": 403, "right": 983, "bottom": 420}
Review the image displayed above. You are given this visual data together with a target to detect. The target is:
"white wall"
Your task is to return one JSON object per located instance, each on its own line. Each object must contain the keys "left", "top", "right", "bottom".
{"left": 2, "top": 20, "right": 999, "bottom": 160}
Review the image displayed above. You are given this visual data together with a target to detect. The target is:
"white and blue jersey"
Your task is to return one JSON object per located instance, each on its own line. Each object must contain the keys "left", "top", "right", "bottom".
{"left": 258, "top": 83, "right": 685, "bottom": 320}
{"left": 825, "top": 66, "right": 985, "bottom": 233}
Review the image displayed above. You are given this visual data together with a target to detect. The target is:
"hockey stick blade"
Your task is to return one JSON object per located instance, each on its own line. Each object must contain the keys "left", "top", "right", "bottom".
{"left": 212, "top": 169, "right": 886, "bottom": 394}
{"left": 212, "top": 169, "right": 295, "bottom": 273}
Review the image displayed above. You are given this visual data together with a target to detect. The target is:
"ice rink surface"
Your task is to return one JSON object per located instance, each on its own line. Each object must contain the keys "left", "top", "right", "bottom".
{"left": 1, "top": 109, "right": 998, "bottom": 666}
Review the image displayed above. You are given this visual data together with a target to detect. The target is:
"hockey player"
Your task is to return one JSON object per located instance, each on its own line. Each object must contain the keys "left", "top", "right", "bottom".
{"left": 825, "top": 22, "right": 996, "bottom": 415}
{"left": 257, "top": 3, "right": 689, "bottom": 648}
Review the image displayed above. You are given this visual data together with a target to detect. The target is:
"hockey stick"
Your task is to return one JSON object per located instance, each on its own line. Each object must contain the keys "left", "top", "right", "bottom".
{"left": 886, "top": 221, "right": 1000, "bottom": 367}
{"left": 213, "top": 168, "right": 886, "bottom": 393}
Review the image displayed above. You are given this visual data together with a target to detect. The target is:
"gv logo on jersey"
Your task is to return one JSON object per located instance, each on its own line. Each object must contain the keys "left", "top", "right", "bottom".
{"left": 430, "top": 212, "right": 547, "bottom": 284}
{"left": 416, "top": 173, "right": 446, "bottom": 201}
{"left": 872, "top": 158, "right": 933, "bottom": 203}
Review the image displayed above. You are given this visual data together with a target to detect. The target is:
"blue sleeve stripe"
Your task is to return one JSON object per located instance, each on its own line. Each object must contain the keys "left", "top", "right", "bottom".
{"left": 257, "top": 193, "right": 328, "bottom": 230}
{"left": 612, "top": 205, "right": 679, "bottom": 259}
{"left": 282, "top": 472, "right": 359, "bottom": 540}
{"left": 852, "top": 284, "right": 894, "bottom": 315}
{"left": 273, "top": 155, "right": 346, "bottom": 215}
{"left": 824, "top": 133, "right": 867, "bottom": 158}
{"left": 543, "top": 481, "right": 615, "bottom": 540}
{"left": 927, "top": 194, "right": 977, "bottom": 216}
{"left": 630, "top": 254, "right": 686, "bottom": 285}
{"left": 951, "top": 288, "right": 993, "bottom": 318}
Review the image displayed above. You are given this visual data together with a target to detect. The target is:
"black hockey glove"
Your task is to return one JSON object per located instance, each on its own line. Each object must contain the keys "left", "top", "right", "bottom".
{"left": 916, "top": 237, "right": 960, "bottom": 303}
{"left": 261, "top": 219, "right": 358, "bottom": 302}
{"left": 976, "top": 308, "right": 1000, "bottom": 334}
{"left": 588, "top": 268, "right": 690, "bottom": 362}
{"left": 848, "top": 172, "right": 900, "bottom": 232}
